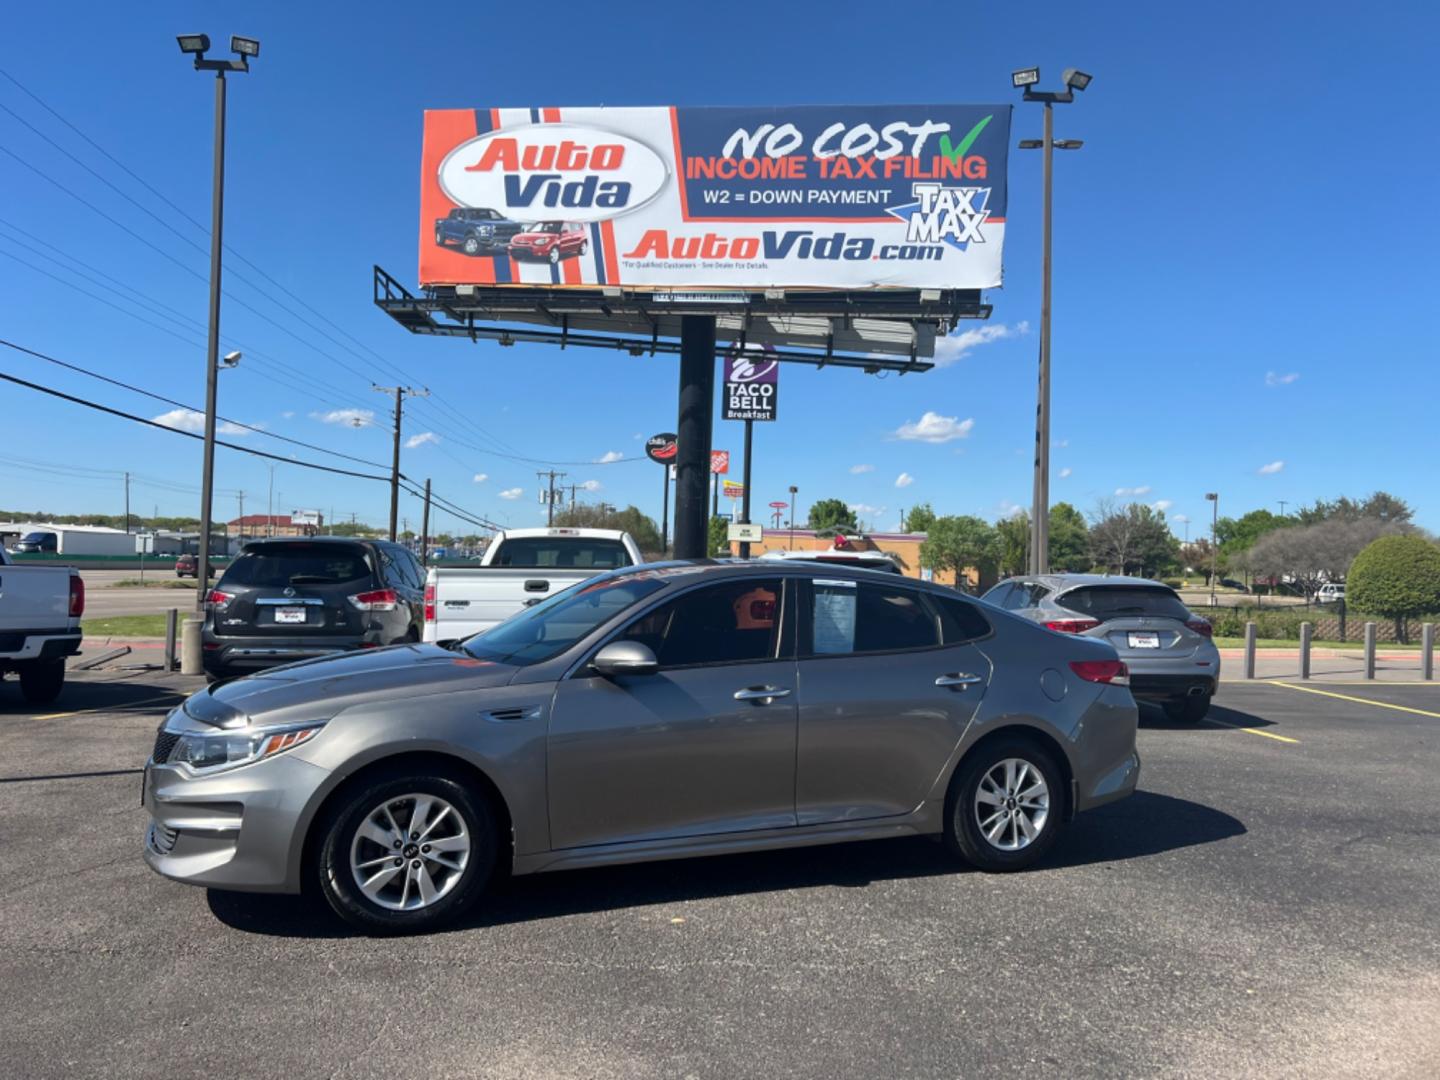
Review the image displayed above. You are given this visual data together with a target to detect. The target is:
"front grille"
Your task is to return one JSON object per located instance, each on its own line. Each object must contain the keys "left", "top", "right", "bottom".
{"left": 151, "top": 730, "right": 180, "bottom": 763}
{"left": 148, "top": 823, "right": 179, "bottom": 855}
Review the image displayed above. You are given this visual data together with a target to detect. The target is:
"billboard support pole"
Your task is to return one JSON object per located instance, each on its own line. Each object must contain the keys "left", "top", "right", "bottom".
{"left": 739, "top": 419, "right": 754, "bottom": 559}
{"left": 673, "top": 315, "right": 715, "bottom": 560}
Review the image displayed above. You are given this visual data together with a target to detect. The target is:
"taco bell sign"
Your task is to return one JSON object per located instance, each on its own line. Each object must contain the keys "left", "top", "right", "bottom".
{"left": 724, "top": 351, "right": 779, "bottom": 422}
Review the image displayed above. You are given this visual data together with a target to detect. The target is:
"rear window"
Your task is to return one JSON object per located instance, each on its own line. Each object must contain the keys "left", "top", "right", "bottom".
{"left": 1059, "top": 585, "right": 1189, "bottom": 621}
{"left": 491, "top": 538, "right": 631, "bottom": 569}
{"left": 221, "top": 544, "right": 372, "bottom": 588}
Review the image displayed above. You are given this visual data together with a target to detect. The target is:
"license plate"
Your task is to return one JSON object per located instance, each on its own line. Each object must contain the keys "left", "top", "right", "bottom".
{"left": 274, "top": 607, "right": 307, "bottom": 624}
{"left": 1128, "top": 632, "right": 1161, "bottom": 649}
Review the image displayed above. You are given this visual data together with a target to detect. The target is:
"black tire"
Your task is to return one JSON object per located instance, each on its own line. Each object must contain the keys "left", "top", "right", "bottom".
{"left": 434, "top": 230, "right": 443, "bottom": 246}
{"left": 316, "top": 769, "right": 496, "bottom": 934}
{"left": 462, "top": 235, "right": 481, "bottom": 256}
{"left": 548, "top": 246, "right": 560, "bottom": 265}
{"left": 1164, "top": 695, "right": 1210, "bottom": 723}
{"left": 19, "top": 660, "right": 65, "bottom": 705}
{"left": 578, "top": 240, "right": 587, "bottom": 256}
{"left": 944, "top": 737, "right": 1065, "bottom": 872}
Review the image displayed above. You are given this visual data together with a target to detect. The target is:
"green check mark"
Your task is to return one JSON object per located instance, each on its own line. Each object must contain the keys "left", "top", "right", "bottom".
{"left": 938, "top": 115, "right": 993, "bottom": 162}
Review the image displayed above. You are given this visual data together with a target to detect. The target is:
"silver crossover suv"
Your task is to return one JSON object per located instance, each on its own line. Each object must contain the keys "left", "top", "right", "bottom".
{"left": 145, "top": 561, "right": 1140, "bottom": 933}
{"left": 982, "top": 574, "right": 1221, "bottom": 722}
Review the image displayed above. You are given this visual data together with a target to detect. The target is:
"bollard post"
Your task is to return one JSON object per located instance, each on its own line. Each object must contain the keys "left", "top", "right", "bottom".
{"left": 164, "top": 608, "right": 179, "bottom": 672}
{"left": 1244, "top": 621, "right": 1257, "bottom": 679}
{"left": 180, "top": 618, "right": 204, "bottom": 676}
{"left": 1363, "top": 622, "right": 1376, "bottom": 680}
{"left": 1299, "top": 621, "right": 1312, "bottom": 680}
{"left": 1423, "top": 622, "right": 1435, "bottom": 681}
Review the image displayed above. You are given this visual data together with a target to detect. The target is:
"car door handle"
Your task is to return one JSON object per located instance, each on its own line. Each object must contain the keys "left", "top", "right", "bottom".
{"left": 733, "top": 686, "right": 792, "bottom": 703}
{"left": 935, "top": 673, "right": 984, "bottom": 689}
{"left": 524, "top": 579, "right": 550, "bottom": 593}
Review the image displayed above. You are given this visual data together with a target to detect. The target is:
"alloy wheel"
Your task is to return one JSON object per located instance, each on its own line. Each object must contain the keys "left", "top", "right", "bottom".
{"left": 349, "top": 793, "right": 471, "bottom": 911}
{"left": 973, "top": 758, "right": 1050, "bottom": 852}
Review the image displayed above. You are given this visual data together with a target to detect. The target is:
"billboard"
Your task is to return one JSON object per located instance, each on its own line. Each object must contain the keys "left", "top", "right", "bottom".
{"left": 420, "top": 105, "right": 1010, "bottom": 291}
{"left": 710, "top": 450, "right": 730, "bottom": 474}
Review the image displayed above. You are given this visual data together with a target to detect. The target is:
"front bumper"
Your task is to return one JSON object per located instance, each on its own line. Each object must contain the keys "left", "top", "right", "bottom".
{"left": 142, "top": 750, "right": 328, "bottom": 893}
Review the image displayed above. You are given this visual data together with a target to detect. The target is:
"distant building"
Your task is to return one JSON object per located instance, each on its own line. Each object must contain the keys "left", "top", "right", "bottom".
{"left": 731, "top": 528, "right": 977, "bottom": 590}
{"left": 226, "top": 514, "right": 323, "bottom": 540}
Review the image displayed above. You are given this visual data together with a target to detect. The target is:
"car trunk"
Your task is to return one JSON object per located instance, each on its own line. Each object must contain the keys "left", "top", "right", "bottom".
{"left": 1055, "top": 585, "right": 1205, "bottom": 662}
{"left": 212, "top": 543, "right": 374, "bottom": 638}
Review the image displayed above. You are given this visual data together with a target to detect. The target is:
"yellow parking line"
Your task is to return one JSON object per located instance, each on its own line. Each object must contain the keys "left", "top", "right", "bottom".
{"left": 1205, "top": 718, "right": 1300, "bottom": 744}
{"left": 31, "top": 694, "right": 180, "bottom": 722}
{"left": 1271, "top": 681, "right": 1440, "bottom": 719}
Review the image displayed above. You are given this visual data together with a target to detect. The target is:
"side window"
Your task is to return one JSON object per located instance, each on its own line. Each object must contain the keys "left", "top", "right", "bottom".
{"left": 617, "top": 578, "right": 782, "bottom": 668}
{"left": 376, "top": 546, "right": 402, "bottom": 588}
{"left": 1021, "top": 582, "right": 1050, "bottom": 608}
{"left": 933, "top": 594, "right": 992, "bottom": 644}
{"left": 982, "top": 582, "right": 1015, "bottom": 609}
{"left": 404, "top": 550, "right": 426, "bottom": 588}
{"left": 809, "top": 580, "right": 939, "bottom": 656}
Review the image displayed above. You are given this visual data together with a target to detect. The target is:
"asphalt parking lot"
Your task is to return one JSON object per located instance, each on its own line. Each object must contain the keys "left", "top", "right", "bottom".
{"left": 2, "top": 673, "right": 1437, "bottom": 1079}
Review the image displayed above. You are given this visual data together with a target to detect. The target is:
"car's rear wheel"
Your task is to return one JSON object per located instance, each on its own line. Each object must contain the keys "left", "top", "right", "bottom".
{"left": 1164, "top": 695, "right": 1210, "bottom": 723}
{"left": 317, "top": 770, "right": 495, "bottom": 934}
{"left": 945, "top": 738, "right": 1064, "bottom": 871}
{"left": 18, "top": 660, "right": 65, "bottom": 704}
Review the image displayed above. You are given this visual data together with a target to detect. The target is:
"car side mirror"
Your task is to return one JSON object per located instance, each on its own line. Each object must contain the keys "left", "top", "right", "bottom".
{"left": 590, "top": 641, "right": 658, "bottom": 677}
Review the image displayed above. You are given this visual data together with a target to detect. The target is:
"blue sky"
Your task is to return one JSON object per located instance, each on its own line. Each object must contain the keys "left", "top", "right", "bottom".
{"left": 2, "top": 1, "right": 1436, "bottom": 537}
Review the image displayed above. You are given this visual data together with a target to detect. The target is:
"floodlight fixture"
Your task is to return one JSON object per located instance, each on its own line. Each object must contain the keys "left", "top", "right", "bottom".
{"left": 1012, "top": 67, "right": 1041, "bottom": 88}
{"left": 1053, "top": 139, "right": 1085, "bottom": 150}
{"left": 1018, "top": 139, "right": 1043, "bottom": 149}
{"left": 231, "top": 35, "right": 260, "bottom": 58}
{"left": 1063, "top": 68, "right": 1093, "bottom": 91}
{"left": 176, "top": 34, "right": 210, "bottom": 55}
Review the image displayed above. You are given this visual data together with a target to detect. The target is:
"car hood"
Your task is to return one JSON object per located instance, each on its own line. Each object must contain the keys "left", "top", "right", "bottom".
{"left": 182, "top": 644, "right": 519, "bottom": 729}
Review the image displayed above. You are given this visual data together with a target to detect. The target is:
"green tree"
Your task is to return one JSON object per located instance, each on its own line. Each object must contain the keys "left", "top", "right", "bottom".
{"left": 1346, "top": 535, "right": 1440, "bottom": 643}
{"left": 1088, "top": 502, "right": 1180, "bottom": 577}
{"left": 921, "top": 515, "right": 1000, "bottom": 590}
{"left": 807, "top": 498, "right": 858, "bottom": 533}
{"left": 707, "top": 515, "right": 731, "bottom": 557}
{"left": 994, "top": 512, "right": 1030, "bottom": 577}
{"left": 1048, "top": 502, "right": 1090, "bottom": 572}
{"left": 1294, "top": 491, "right": 1414, "bottom": 527}
{"left": 552, "top": 504, "right": 662, "bottom": 554}
{"left": 903, "top": 503, "right": 937, "bottom": 533}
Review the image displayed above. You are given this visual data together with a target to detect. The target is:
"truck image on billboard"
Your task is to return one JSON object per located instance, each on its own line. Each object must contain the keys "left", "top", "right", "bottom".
{"left": 420, "top": 105, "right": 1010, "bottom": 291}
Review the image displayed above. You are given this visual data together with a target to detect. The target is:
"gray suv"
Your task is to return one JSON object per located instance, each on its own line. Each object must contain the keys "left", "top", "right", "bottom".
{"left": 145, "top": 561, "right": 1139, "bottom": 933}
{"left": 982, "top": 574, "right": 1220, "bottom": 722}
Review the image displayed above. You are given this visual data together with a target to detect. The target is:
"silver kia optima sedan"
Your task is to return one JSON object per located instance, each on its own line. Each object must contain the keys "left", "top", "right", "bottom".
{"left": 144, "top": 561, "right": 1139, "bottom": 933}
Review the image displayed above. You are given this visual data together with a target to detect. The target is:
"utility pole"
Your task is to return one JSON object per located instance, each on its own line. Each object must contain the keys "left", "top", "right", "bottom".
{"left": 562, "top": 483, "right": 581, "bottom": 511}
{"left": 536, "top": 470, "right": 566, "bottom": 526}
{"left": 421, "top": 479, "right": 432, "bottom": 568}
{"left": 123, "top": 472, "right": 131, "bottom": 535}
{"left": 373, "top": 384, "right": 429, "bottom": 541}
{"left": 236, "top": 491, "right": 245, "bottom": 542}
{"left": 788, "top": 484, "right": 798, "bottom": 550}
{"left": 1278, "top": 500, "right": 1288, "bottom": 517}
{"left": 1206, "top": 492, "right": 1220, "bottom": 605}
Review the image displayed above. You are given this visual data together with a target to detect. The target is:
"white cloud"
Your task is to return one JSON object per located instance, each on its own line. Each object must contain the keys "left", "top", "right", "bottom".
{"left": 498, "top": 487, "right": 523, "bottom": 500}
{"left": 1258, "top": 460, "right": 1285, "bottom": 475}
{"left": 580, "top": 479, "right": 601, "bottom": 491}
{"left": 894, "top": 411, "right": 974, "bottom": 443}
{"left": 1058, "top": 467, "right": 1073, "bottom": 479}
{"left": 595, "top": 450, "right": 624, "bottom": 464}
{"left": 1115, "top": 485, "right": 1152, "bottom": 497}
{"left": 472, "top": 473, "right": 488, "bottom": 484}
{"left": 1172, "top": 513, "right": 1190, "bottom": 523}
{"left": 998, "top": 499, "right": 1025, "bottom": 518}
{"left": 895, "top": 472, "right": 915, "bottom": 489}
{"left": 312, "top": 408, "right": 375, "bottom": 427}
{"left": 848, "top": 502, "right": 886, "bottom": 517}
{"left": 1265, "top": 371, "right": 1300, "bottom": 387}
{"left": 152, "top": 408, "right": 248, "bottom": 436}
{"left": 931, "top": 321, "right": 1029, "bottom": 368}
{"left": 1054, "top": 438, "right": 1070, "bottom": 449}
{"left": 850, "top": 463, "right": 875, "bottom": 474}
{"left": 1152, "top": 499, "right": 1174, "bottom": 512}
{"left": 405, "top": 432, "right": 439, "bottom": 449}
{"left": 280, "top": 410, "right": 295, "bottom": 420}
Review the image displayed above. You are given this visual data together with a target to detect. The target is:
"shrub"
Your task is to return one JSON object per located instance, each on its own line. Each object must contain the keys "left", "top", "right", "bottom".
{"left": 1347, "top": 535, "right": 1440, "bottom": 643}
{"left": 1162, "top": 578, "right": 1184, "bottom": 589}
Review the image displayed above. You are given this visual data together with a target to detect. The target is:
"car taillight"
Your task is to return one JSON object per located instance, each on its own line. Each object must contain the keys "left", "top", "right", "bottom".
{"left": 68, "top": 575, "right": 85, "bottom": 617}
{"left": 1045, "top": 618, "right": 1101, "bottom": 634}
{"left": 348, "top": 588, "right": 399, "bottom": 612}
{"left": 1186, "top": 619, "right": 1213, "bottom": 638}
{"left": 207, "top": 590, "right": 235, "bottom": 610}
{"left": 1070, "top": 659, "right": 1129, "bottom": 685}
{"left": 424, "top": 583, "right": 436, "bottom": 624}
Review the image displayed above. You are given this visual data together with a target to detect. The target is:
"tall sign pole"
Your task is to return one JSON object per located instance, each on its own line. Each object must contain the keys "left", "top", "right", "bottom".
{"left": 740, "top": 421, "right": 754, "bottom": 558}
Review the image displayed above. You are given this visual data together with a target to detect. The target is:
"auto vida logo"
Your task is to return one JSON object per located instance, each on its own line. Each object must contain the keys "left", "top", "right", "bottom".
{"left": 437, "top": 124, "right": 669, "bottom": 224}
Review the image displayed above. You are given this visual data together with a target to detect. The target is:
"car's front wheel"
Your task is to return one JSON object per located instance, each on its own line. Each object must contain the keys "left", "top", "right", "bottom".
{"left": 462, "top": 235, "right": 481, "bottom": 256}
{"left": 578, "top": 240, "right": 588, "bottom": 256}
{"left": 945, "top": 738, "right": 1064, "bottom": 871}
{"left": 548, "top": 246, "right": 560, "bottom": 265}
{"left": 317, "top": 770, "right": 496, "bottom": 934}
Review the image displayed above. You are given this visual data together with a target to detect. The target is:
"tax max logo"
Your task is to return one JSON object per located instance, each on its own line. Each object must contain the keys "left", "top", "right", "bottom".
{"left": 885, "top": 184, "right": 993, "bottom": 251}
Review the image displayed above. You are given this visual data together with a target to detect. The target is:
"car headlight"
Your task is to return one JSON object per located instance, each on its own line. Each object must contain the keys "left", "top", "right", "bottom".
{"left": 167, "top": 724, "right": 324, "bottom": 776}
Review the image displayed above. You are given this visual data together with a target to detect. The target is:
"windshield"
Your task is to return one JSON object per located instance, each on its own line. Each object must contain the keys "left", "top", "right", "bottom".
{"left": 1059, "top": 585, "right": 1190, "bottom": 621}
{"left": 461, "top": 573, "right": 667, "bottom": 666}
{"left": 527, "top": 221, "right": 563, "bottom": 233}
{"left": 491, "top": 537, "right": 632, "bottom": 569}
{"left": 220, "top": 544, "right": 372, "bottom": 588}
{"left": 20, "top": 532, "right": 53, "bottom": 544}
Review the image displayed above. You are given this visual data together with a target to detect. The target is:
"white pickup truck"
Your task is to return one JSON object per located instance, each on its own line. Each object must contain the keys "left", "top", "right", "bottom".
{"left": 423, "top": 527, "right": 643, "bottom": 643}
{"left": 0, "top": 546, "right": 85, "bottom": 703}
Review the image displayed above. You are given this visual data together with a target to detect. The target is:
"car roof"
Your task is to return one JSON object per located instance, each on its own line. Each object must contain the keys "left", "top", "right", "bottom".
{"left": 497, "top": 528, "right": 629, "bottom": 542}
{"left": 1001, "top": 573, "right": 1173, "bottom": 590}
{"left": 240, "top": 536, "right": 376, "bottom": 550}
{"left": 604, "top": 558, "right": 955, "bottom": 592}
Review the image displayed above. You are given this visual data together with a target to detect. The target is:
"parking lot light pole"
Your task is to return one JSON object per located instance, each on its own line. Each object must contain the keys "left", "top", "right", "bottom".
{"left": 1206, "top": 492, "right": 1219, "bottom": 606}
{"left": 1014, "top": 67, "right": 1090, "bottom": 575}
{"left": 178, "top": 33, "right": 257, "bottom": 610}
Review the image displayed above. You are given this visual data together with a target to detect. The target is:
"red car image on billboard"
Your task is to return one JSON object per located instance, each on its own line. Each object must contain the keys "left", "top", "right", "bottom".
{"left": 419, "top": 105, "right": 1010, "bottom": 291}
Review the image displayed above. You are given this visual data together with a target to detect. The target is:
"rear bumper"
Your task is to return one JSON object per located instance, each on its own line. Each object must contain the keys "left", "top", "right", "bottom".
{"left": 1128, "top": 673, "right": 1217, "bottom": 700}
{"left": 0, "top": 632, "right": 82, "bottom": 666}
{"left": 203, "top": 633, "right": 371, "bottom": 672}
